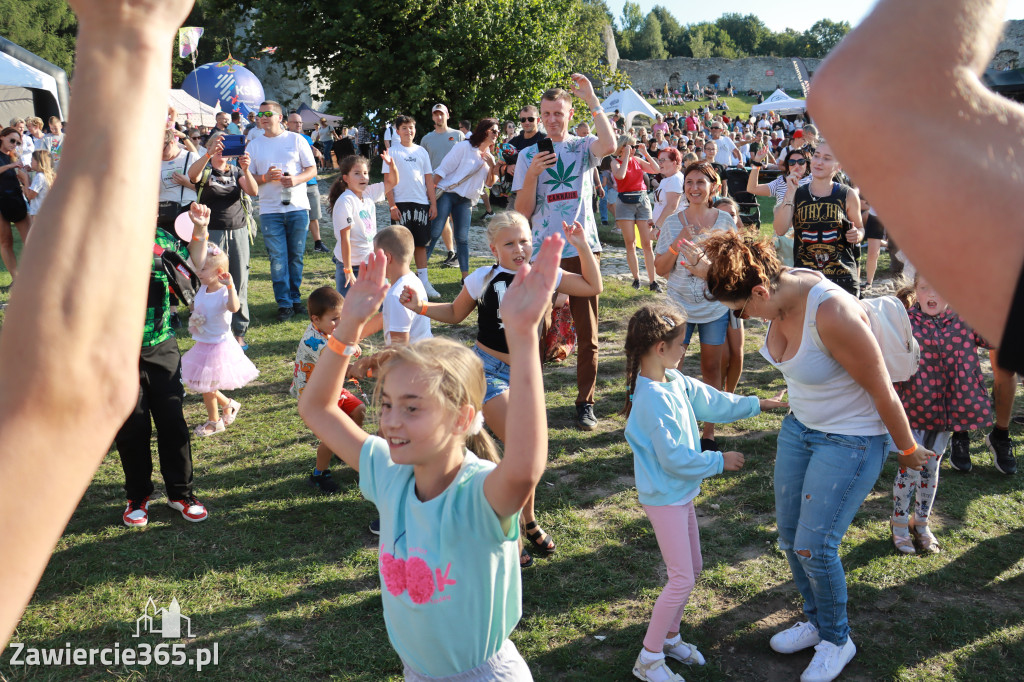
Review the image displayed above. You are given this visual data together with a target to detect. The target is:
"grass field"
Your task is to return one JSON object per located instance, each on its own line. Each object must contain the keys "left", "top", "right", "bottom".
{"left": 1, "top": 185, "right": 1022, "bottom": 681}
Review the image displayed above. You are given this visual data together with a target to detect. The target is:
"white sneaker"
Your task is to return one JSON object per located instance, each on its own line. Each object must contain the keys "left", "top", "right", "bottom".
{"left": 664, "top": 640, "right": 705, "bottom": 666}
{"left": 770, "top": 621, "right": 821, "bottom": 654}
{"left": 800, "top": 638, "right": 856, "bottom": 682}
{"left": 632, "top": 652, "right": 685, "bottom": 682}
{"left": 423, "top": 281, "right": 441, "bottom": 299}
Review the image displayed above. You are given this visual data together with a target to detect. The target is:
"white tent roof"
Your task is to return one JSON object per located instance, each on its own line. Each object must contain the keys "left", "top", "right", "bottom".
{"left": 0, "top": 50, "right": 62, "bottom": 118}
{"left": 750, "top": 89, "right": 806, "bottom": 115}
{"left": 168, "top": 89, "right": 220, "bottom": 126}
{"left": 601, "top": 87, "right": 661, "bottom": 129}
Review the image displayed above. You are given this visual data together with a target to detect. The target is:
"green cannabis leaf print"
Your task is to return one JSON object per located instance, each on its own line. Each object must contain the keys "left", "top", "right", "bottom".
{"left": 543, "top": 158, "right": 578, "bottom": 191}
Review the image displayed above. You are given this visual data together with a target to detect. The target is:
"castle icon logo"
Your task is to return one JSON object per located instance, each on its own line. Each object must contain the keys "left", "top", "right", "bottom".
{"left": 133, "top": 598, "right": 195, "bottom": 639}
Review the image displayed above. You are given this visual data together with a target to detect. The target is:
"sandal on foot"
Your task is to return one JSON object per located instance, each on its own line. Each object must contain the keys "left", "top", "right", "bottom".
{"left": 891, "top": 519, "right": 916, "bottom": 555}
{"left": 222, "top": 400, "right": 241, "bottom": 426}
{"left": 911, "top": 522, "right": 940, "bottom": 554}
{"left": 520, "top": 547, "right": 534, "bottom": 569}
{"left": 194, "top": 419, "right": 225, "bottom": 437}
{"left": 524, "top": 521, "right": 556, "bottom": 556}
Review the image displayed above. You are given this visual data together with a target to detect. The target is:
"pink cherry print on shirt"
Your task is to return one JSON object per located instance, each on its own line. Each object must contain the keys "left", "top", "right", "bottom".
{"left": 381, "top": 553, "right": 407, "bottom": 596}
{"left": 405, "top": 557, "right": 436, "bottom": 604}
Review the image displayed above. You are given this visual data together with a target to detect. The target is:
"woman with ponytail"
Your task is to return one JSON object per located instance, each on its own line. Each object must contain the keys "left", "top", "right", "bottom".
{"left": 683, "top": 231, "right": 933, "bottom": 682}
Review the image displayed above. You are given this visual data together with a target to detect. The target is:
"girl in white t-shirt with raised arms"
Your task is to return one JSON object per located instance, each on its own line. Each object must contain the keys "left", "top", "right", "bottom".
{"left": 327, "top": 152, "right": 396, "bottom": 296}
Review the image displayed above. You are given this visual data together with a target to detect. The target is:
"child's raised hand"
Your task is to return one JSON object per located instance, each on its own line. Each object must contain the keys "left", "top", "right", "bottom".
{"left": 562, "top": 220, "right": 586, "bottom": 248}
{"left": 380, "top": 150, "right": 393, "bottom": 168}
{"left": 340, "top": 251, "right": 389, "bottom": 327}
{"left": 499, "top": 234, "right": 564, "bottom": 335}
{"left": 722, "top": 451, "right": 745, "bottom": 471}
{"left": 188, "top": 202, "right": 211, "bottom": 233}
{"left": 217, "top": 271, "right": 233, "bottom": 287}
{"left": 399, "top": 284, "right": 422, "bottom": 313}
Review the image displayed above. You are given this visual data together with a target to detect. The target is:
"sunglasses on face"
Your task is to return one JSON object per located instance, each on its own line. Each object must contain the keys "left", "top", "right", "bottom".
{"left": 789, "top": 158, "right": 807, "bottom": 166}
{"left": 256, "top": 111, "right": 276, "bottom": 118}
{"left": 520, "top": 117, "right": 536, "bottom": 123}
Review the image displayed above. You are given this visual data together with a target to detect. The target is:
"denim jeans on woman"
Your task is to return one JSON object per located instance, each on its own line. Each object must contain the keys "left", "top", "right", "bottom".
{"left": 427, "top": 191, "right": 472, "bottom": 272}
{"left": 774, "top": 413, "right": 889, "bottom": 646}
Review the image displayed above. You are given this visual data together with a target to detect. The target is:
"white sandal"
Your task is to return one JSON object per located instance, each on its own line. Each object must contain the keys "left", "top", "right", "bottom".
{"left": 222, "top": 400, "right": 241, "bottom": 427}
{"left": 194, "top": 419, "right": 225, "bottom": 437}
{"left": 911, "top": 522, "right": 941, "bottom": 554}
{"left": 891, "top": 519, "right": 916, "bottom": 555}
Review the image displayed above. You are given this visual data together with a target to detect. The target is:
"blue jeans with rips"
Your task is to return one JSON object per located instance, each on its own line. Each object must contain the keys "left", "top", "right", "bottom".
{"left": 426, "top": 191, "right": 472, "bottom": 273}
{"left": 774, "top": 413, "right": 890, "bottom": 646}
{"left": 260, "top": 209, "right": 309, "bottom": 308}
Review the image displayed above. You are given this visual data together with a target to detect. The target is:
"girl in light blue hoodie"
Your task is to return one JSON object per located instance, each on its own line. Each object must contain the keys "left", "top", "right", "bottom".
{"left": 623, "top": 304, "right": 787, "bottom": 682}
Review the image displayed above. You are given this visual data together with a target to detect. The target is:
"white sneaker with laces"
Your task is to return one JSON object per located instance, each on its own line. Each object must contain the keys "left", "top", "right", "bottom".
{"left": 424, "top": 281, "right": 441, "bottom": 299}
{"left": 664, "top": 639, "right": 705, "bottom": 666}
{"left": 800, "top": 638, "right": 856, "bottom": 682}
{"left": 770, "top": 621, "right": 821, "bottom": 654}
{"left": 632, "top": 651, "right": 685, "bottom": 682}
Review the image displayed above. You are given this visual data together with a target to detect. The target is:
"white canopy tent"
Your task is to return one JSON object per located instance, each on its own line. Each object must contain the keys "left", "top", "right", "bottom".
{"left": 601, "top": 87, "right": 661, "bottom": 129}
{"left": 168, "top": 89, "right": 221, "bottom": 127}
{"left": 750, "top": 89, "right": 807, "bottom": 116}
{"left": 0, "top": 50, "right": 63, "bottom": 122}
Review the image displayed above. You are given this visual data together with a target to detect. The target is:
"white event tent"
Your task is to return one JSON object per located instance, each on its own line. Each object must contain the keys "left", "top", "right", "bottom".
{"left": 0, "top": 50, "right": 63, "bottom": 122}
{"left": 750, "top": 89, "right": 807, "bottom": 116}
{"left": 168, "top": 89, "right": 221, "bottom": 126}
{"left": 600, "top": 87, "right": 661, "bottom": 129}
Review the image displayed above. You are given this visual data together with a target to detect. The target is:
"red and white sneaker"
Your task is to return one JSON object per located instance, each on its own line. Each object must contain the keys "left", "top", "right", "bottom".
{"left": 167, "top": 494, "right": 209, "bottom": 522}
{"left": 123, "top": 497, "right": 150, "bottom": 527}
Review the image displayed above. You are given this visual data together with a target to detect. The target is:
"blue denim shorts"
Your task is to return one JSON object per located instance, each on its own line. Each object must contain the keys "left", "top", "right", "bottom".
{"left": 683, "top": 310, "right": 730, "bottom": 345}
{"left": 473, "top": 345, "right": 510, "bottom": 403}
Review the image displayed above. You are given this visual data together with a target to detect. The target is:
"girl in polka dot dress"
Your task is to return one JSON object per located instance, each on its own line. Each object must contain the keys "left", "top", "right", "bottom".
{"left": 890, "top": 274, "right": 993, "bottom": 554}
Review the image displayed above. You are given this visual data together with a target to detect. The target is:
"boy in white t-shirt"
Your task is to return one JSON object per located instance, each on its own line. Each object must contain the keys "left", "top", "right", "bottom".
{"left": 383, "top": 115, "right": 439, "bottom": 298}
{"left": 350, "top": 226, "right": 432, "bottom": 379}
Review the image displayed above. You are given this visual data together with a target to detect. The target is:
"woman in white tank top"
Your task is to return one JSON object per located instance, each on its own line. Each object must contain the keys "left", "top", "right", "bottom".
{"left": 684, "top": 231, "right": 934, "bottom": 682}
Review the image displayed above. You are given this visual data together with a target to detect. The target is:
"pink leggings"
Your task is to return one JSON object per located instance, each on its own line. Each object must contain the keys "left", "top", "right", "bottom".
{"left": 642, "top": 501, "right": 703, "bottom": 652}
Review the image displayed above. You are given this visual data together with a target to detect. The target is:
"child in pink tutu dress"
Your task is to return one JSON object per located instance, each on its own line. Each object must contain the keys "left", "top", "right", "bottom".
{"left": 181, "top": 244, "right": 259, "bottom": 437}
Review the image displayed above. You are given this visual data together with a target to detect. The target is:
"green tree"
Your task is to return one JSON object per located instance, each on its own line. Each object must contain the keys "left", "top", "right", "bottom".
{"left": 634, "top": 14, "right": 668, "bottom": 60}
{"left": 219, "top": 0, "right": 590, "bottom": 129}
{"left": 650, "top": 5, "right": 684, "bottom": 57}
{"left": 615, "top": 0, "right": 645, "bottom": 59}
{"left": 715, "top": 13, "right": 769, "bottom": 56}
{"left": 0, "top": 0, "right": 77, "bottom": 74}
{"left": 803, "top": 19, "right": 851, "bottom": 57}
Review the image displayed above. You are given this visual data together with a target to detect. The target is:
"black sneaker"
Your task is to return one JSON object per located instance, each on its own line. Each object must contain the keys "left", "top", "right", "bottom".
{"left": 987, "top": 433, "right": 1018, "bottom": 475}
{"left": 649, "top": 281, "right": 663, "bottom": 293}
{"left": 369, "top": 518, "right": 381, "bottom": 535}
{"left": 277, "top": 306, "right": 295, "bottom": 322}
{"left": 307, "top": 470, "right": 340, "bottom": 494}
{"left": 699, "top": 438, "right": 720, "bottom": 452}
{"left": 442, "top": 251, "right": 458, "bottom": 268}
{"left": 293, "top": 301, "right": 306, "bottom": 315}
{"left": 313, "top": 240, "right": 330, "bottom": 254}
{"left": 632, "top": 279, "right": 641, "bottom": 290}
{"left": 575, "top": 403, "right": 597, "bottom": 431}
{"left": 949, "top": 432, "right": 972, "bottom": 472}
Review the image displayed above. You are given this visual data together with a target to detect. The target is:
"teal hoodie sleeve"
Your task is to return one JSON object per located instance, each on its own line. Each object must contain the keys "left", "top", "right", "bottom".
{"left": 631, "top": 381, "right": 725, "bottom": 482}
{"left": 682, "top": 373, "right": 762, "bottom": 424}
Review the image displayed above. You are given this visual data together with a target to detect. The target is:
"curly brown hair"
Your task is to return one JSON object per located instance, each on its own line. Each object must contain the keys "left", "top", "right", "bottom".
{"left": 702, "top": 231, "right": 786, "bottom": 304}
{"left": 621, "top": 304, "right": 687, "bottom": 417}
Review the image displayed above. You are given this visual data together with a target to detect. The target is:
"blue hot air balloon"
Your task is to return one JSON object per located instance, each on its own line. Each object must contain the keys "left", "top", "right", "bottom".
{"left": 182, "top": 61, "right": 266, "bottom": 116}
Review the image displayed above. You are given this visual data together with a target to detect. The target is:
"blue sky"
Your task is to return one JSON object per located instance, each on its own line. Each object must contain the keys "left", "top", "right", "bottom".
{"left": 605, "top": 0, "right": 1024, "bottom": 33}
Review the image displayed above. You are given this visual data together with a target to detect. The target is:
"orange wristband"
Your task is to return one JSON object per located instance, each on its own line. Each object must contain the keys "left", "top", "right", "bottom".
{"left": 668, "top": 246, "right": 679, "bottom": 256}
{"left": 901, "top": 443, "right": 918, "bottom": 457}
{"left": 327, "top": 336, "right": 360, "bottom": 357}
{"left": 420, "top": 303, "right": 428, "bottom": 316}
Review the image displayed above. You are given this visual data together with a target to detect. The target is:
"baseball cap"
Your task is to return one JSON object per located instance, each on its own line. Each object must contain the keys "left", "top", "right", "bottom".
{"left": 793, "top": 130, "right": 804, "bottom": 138}
{"left": 432, "top": 103, "right": 449, "bottom": 115}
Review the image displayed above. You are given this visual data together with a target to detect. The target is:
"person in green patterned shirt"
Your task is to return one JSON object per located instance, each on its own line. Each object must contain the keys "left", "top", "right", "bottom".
{"left": 117, "top": 203, "right": 213, "bottom": 528}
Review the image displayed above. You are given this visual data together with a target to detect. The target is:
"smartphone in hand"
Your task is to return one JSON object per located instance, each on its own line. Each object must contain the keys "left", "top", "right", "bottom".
{"left": 537, "top": 138, "right": 554, "bottom": 155}
{"left": 220, "top": 135, "right": 246, "bottom": 158}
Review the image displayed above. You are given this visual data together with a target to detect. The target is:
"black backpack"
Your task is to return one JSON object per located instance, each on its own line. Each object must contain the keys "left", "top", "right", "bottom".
{"left": 155, "top": 243, "right": 200, "bottom": 308}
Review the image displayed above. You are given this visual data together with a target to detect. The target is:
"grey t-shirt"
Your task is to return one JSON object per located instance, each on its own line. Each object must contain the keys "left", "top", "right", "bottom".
{"left": 420, "top": 128, "right": 465, "bottom": 172}
{"left": 511, "top": 134, "right": 601, "bottom": 259}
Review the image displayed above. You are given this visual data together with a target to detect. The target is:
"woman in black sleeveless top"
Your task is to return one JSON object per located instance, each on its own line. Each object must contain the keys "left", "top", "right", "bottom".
{"left": 774, "top": 140, "right": 864, "bottom": 297}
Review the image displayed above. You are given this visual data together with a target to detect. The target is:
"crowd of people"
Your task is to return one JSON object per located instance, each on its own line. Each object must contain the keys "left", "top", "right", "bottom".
{"left": 2, "top": 0, "right": 1023, "bottom": 681}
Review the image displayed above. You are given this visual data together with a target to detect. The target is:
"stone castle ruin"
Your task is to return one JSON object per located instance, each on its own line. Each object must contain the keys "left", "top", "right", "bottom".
{"left": 612, "top": 19, "right": 1024, "bottom": 95}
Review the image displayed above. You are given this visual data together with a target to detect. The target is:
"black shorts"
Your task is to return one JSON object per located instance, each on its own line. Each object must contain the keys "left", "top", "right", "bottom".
{"left": 395, "top": 202, "right": 431, "bottom": 247}
{"left": 0, "top": 192, "right": 28, "bottom": 224}
{"left": 864, "top": 213, "right": 885, "bottom": 241}
{"left": 999, "top": 261, "right": 1024, "bottom": 374}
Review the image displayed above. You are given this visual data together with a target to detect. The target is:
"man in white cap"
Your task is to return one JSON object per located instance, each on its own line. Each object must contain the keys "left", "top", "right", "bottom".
{"left": 419, "top": 103, "right": 460, "bottom": 267}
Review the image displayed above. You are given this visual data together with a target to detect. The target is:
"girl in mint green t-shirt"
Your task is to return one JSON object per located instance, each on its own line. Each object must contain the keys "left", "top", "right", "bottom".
{"left": 298, "top": 237, "right": 566, "bottom": 680}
